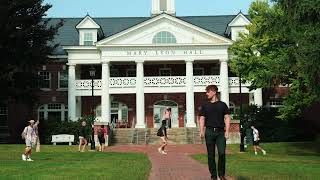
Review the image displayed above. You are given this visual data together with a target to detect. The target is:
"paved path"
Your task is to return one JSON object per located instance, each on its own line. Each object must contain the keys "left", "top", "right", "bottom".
{"left": 107, "top": 144, "right": 234, "bottom": 180}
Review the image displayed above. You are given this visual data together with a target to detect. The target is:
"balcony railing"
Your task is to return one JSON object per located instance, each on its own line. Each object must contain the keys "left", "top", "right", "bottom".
{"left": 75, "top": 76, "right": 249, "bottom": 90}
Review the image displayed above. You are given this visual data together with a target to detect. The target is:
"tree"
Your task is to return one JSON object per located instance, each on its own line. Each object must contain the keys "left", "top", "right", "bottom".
{"left": 0, "top": 0, "right": 62, "bottom": 103}
{"left": 229, "top": 0, "right": 320, "bottom": 120}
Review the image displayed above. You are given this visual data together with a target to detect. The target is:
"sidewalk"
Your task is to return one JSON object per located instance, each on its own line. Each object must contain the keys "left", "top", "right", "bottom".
{"left": 107, "top": 144, "right": 234, "bottom": 180}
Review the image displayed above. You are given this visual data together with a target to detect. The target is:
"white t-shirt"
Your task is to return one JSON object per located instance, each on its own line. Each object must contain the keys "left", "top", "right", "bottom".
{"left": 252, "top": 128, "right": 259, "bottom": 141}
{"left": 23, "top": 126, "right": 36, "bottom": 142}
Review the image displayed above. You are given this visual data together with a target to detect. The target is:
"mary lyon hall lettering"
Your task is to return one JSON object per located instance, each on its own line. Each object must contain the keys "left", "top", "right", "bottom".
{"left": 125, "top": 49, "right": 204, "bottom": 56}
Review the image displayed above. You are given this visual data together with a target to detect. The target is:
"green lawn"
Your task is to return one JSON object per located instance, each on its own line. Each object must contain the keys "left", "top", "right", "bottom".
{"left": 192, "top": 142, "right": 320, "bottom": 180}
{"left": 0, "top": 145, "right": 151, "bottom": 180}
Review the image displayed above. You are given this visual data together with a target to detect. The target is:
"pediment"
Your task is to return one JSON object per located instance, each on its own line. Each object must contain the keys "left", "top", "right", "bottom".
{"left": 76, "top": 15, "right": 100, "bottom": 29}
{"left": 96, "top": 14, "right": 233, "bottom": 46}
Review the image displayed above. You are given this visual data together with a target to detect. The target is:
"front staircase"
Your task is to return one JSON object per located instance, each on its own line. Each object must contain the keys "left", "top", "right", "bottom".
{"left": 111, "top": 128, "right": 204, "bottom": 145}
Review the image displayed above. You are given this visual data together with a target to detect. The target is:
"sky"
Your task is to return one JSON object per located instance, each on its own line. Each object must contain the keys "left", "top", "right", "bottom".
{"left": 44, "top": 0, "right": 256, "bottom": 18}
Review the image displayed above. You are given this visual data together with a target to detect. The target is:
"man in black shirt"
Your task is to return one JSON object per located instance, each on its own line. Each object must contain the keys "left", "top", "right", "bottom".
{"left": 199, "top": 85, "right": 231, "bottom": 180}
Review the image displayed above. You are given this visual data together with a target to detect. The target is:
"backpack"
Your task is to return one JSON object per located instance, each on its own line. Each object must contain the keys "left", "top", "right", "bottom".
{"left": 98, "top": 128, "right": 104, "bottom": 139}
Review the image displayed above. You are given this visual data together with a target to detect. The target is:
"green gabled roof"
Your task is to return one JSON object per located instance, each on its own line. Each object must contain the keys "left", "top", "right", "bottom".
{"left": 48, "top": 15, "right": 239, "bottom": 55}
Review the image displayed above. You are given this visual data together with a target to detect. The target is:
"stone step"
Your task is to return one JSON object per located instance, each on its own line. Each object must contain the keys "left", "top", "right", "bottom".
{"left": 109, "top": 128, "right": 239, "bottom": 145}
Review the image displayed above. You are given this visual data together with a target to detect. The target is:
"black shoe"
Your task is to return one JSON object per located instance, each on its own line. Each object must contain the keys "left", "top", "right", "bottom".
{"left": 219, "top": 176, "right": 227, "bottom": 180}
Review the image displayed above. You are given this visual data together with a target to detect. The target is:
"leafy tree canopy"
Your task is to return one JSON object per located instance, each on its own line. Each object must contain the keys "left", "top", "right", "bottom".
{"left": 229, "top": 0, "right": 320, "bottom": 119}
{"left": 0, "top": 0, "right": 62, "bottom": 102}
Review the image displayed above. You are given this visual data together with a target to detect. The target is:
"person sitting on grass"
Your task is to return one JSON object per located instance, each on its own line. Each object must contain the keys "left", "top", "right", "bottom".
{"left": 251, "top": 124, "right": 267, "bottom": 155}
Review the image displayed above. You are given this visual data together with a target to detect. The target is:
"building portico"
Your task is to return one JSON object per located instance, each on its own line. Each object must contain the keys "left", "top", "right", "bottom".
{"left": 63, "top": 13, "right": 262, "bottom": 128}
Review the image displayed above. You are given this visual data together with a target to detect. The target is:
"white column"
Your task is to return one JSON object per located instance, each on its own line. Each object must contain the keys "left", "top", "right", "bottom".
{"left": 135, "top": 60, "right": 146, "bottom": 128}
{"left": 67, "top": 63, "right": 76, "bottom": 121}
{"left": 254, "top": 88, "right": 263, "bottom": 107}
{"left": 185, "top": 59, "right": 196, "bottom": 127}
{"left": 76, "top": 96, "right": 82, "bottom": 118}
{"left": 101, "top": 62, "right": 111, "bottom": 124}
{"left": 249, "top": 92, "right": 255, "bottom": 105}
{"left": 220, "top": 59, "right": 230, "bottom": 106}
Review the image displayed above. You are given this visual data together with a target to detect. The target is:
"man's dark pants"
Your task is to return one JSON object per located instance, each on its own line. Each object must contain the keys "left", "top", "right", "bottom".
{"left": 205, "top": 127, "right": 226, "bottom": 179}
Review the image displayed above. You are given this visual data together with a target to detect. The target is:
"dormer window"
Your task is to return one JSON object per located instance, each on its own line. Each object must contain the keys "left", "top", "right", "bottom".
{"left": 83, "top": 32, "right": 93, "bottom": 46}
{"left": 153, "top": 31, "right": 176, "bottom": 44}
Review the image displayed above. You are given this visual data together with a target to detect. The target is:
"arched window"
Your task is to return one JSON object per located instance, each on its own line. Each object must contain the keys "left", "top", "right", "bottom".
{"left": 153, "top": 100, "right": 179, "bottom": 128}
{"left": 152, "top": 31, "right": 177, "bottom": 44}
{"left": 38, "top": 103, "right": 68, "bottom": 121}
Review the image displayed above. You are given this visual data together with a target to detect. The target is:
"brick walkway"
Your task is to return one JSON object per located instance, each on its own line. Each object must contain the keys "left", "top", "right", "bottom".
{"left": 107, "top": 144, "right": 234, "bottom": 180}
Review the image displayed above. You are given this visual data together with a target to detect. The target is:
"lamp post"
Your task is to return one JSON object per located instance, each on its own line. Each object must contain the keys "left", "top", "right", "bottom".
{"left": 238, "top": 62, "right": 245, "bottom": 152}
{"left": 89, "top": 66, "right": 96, "bottom": 150}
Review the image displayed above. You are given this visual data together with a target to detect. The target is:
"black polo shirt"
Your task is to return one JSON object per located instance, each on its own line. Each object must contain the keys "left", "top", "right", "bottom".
{"left": 199, "top": 101, "right": 230, "bottom": 128}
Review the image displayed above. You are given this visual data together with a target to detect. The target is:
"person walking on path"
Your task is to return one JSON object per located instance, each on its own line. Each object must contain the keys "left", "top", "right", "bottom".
{"left": 21, "top": 120, "right": 39, "bottom": 161}
{"left": 157, "top": 119, "right": 168, "bottom": 155}
{"left": 163, "top": 107, "right": 172, "bottom": 129}
{"left": 199, "top": 85, "right": 231, "bottom": 180}
{"left": 251, "top": 125, "right": 267, "bottom": 155}
{"left": 79, "top": 121, "right": 89, "bottom": 152}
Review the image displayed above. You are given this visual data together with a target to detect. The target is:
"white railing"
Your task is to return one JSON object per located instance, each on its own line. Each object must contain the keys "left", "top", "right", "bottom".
{"left": 194, "top": 75, "right": 220, "bottom": 86}
{"left": 75, "top": 76, "right": 250, "bottom": 90}
{"left": 228, "top": 77, "right": 251, "bottom": 87}
{"left": 110, "top": 77, "right": 136, "bottom": 88}
{"left": 75, "top": 80, "right": 102, "bottom": 90}
{"left": 144, "top": 76, "right": 186, "bottom": 87}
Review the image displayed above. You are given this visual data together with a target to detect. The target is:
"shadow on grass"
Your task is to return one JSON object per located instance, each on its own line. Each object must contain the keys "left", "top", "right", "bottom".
{"left": 237, "top": 176, "right": 250, "bottom": 180}
{"left": 285, "top": 141, "right": 320, "bottom": 156}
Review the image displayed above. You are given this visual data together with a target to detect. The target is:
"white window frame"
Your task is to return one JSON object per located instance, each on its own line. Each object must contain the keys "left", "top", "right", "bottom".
{"left": 159, "top": 68, "right": 172, "bottom": 76}
{"left": 83, "top": 32, "right": 93, "bottom": 46}
{"left": 152, "top": 31, "right": 177, "bottom": 44}
{"left": 58, "top": 71, "right": 68, "bottom": 90}
{"left": 38, "top": 103, "right": 68, "bottom": 121}
{"left": 38, "top": 71, "right": 51, "bottom": 90}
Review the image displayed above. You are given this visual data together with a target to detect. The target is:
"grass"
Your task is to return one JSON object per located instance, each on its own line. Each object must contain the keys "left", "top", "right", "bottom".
{"left": 0, "top": 145, "right": 151, "bottom": 180}
{"left": 192, "top": 142, "right": 320, "bottom": 180}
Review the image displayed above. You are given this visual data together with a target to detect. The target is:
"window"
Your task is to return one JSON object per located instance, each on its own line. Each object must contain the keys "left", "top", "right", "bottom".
{"left": 38, "top": 104, "right": 68, "bottom": 121}
{"left": 211, "top": 64, "right": 220, "bottom": 75}
{"left": 159, "top": 68, "right": 171, "bottom": 76}
{"left": 153, "top": 100, "right": 178, "bottom": 128}
{"left": 152, "top": 31, "right": 176, "bottom": 44}
{"left": 194, "top": 68, "right": 204, "bottom": 75}
{"left": 126, "top": 69, "right": 136, "bottom": 77}
{"left": 83, "top": 32, "right": 93, "bottom": 46}
{"left": 0, "top": 104, "right": 8, "bottom": 126}
{"left": 267, "top": 99, "right": 284, "bottom": 108}
{"left": 110, "top": 69, "right": 119, "bottom": 77}
{"left": 38, "top": 71, "right": 51, "bottom": 89}
{"left": 95, "top": 102, "right": 129, "bottom": 123}
{"left": 58, "top": 71, "right": 68, "bottom": 89}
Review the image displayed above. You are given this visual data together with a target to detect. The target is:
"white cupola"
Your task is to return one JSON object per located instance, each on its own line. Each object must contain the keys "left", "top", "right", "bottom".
{"left": 151, "top": 0, "right": 176, "bottom": 16}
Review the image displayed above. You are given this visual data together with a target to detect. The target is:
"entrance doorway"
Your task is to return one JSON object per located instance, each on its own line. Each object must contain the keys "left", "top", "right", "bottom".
{"left": 153, "top": 100, "right": 178, "bottom": 128}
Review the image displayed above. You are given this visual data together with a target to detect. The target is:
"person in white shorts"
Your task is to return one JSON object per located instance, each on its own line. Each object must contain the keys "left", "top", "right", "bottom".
{"left": 251, "top": 125, "right": 267, "bottom": 155}
{"left": 22, "top": 120, "right": 38, "bottom": 161}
